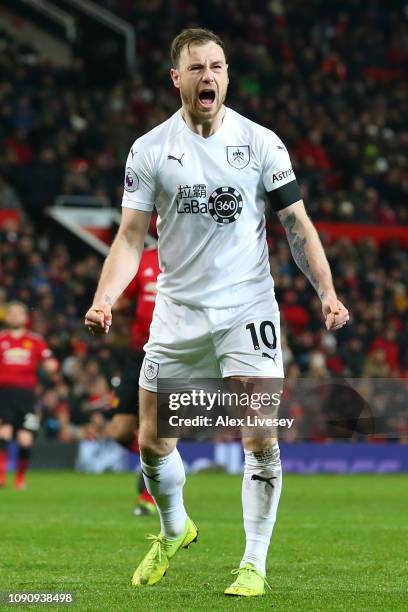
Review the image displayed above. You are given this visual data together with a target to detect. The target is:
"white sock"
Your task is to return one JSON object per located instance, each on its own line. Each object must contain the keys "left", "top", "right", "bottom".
{"left": 141, "top": 448, "right": 187, "bottom": 539}
{"left": 241, "top": 444, "right": 282, "bottom": 575}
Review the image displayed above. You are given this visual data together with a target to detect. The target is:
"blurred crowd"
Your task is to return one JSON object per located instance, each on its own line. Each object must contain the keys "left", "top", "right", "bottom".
{"left": 0, "top": 216, "right": 406, "bottom": 441}
{"left": 0, "top": 0, "right": 407, "bottom": 441}
{"left": 0, "top": 0, "right": 407, "bottom": 223}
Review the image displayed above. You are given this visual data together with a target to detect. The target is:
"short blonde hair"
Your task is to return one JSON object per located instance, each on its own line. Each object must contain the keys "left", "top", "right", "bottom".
{"left": 171, "top": 27, "right": 226, "bottom": 68}
{"left": 7, "top": 300, "right": 28, "bottom": 314}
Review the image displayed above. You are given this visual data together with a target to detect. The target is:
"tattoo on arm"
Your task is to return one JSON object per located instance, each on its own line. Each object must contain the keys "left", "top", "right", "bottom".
{"left": 104, "top": 295, "right": 113, "bottom": 306}
{"left": 280, "top": 212, "right": 323, "bottom": 297}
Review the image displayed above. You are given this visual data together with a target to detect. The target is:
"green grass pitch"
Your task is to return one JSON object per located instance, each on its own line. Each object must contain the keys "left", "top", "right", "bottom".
{"left": 0, "top": 471, "right": 407, "bottom": 611}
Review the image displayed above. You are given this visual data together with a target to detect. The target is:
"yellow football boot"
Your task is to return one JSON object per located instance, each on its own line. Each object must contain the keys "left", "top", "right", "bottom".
{"left": 131, "top": 517, "right": 198, "bottom": 586}
{"left": 224, "top": 563, "right": 270, "bottom": 597}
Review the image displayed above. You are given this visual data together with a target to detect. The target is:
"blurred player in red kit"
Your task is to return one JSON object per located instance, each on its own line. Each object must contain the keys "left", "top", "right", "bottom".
{"left": 0, "top": 302, "right": 57, "bottom": 489}
{"left": 108, "top": 244, "right": 160, "bottom": 515}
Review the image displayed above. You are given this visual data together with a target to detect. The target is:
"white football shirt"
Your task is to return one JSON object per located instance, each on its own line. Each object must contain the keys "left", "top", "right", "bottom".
{"left": 122, "top": 107, "right": 297, "bottom": 308}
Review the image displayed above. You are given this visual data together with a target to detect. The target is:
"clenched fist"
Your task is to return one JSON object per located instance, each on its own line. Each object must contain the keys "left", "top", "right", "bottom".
{"left": 84, "top": 303, "right": 112, "bottom": 335}
{"left": 322, "top": 294, "right": 349, "bottom": 331}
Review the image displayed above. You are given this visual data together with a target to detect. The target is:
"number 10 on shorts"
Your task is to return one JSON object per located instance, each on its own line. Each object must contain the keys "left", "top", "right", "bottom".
{"left": 246, "top": 321, "right": 277, "bottom": 352}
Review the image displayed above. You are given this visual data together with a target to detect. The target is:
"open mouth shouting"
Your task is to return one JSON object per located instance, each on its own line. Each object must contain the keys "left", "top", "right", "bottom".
{"left": 198, "top": 89, "right": 216, "bottom": 110}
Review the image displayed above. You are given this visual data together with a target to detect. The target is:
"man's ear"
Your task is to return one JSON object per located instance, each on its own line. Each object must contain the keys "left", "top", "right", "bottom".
{"left": 170, "top": 68, "right": 180, "bottom": 89}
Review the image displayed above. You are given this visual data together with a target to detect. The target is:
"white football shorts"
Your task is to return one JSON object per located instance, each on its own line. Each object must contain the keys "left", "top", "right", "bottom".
{"left": 139, "top": 291, "right": 284, "bottom": 392}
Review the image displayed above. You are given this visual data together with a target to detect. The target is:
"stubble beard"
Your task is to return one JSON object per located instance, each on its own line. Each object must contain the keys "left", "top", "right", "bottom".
{"left": 181, "top": 86, "right": 227, "bottom": 124}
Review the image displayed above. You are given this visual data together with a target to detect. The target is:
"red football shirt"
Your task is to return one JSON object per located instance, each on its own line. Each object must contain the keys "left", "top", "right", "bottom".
{"left": 125, "top": 248, "right": 160, "bottom": 351}
{"left": 0, "top": 330, "right": 52, "bottom": 389}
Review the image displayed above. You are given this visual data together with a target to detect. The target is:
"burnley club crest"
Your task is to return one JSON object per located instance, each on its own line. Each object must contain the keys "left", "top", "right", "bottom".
{"left": 227, "top": 145, "right": 250, "bottom": 169}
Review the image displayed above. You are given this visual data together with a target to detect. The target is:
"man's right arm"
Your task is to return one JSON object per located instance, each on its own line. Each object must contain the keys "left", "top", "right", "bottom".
{"left": 84, "top": 208, "right": 151, "bottom": 334}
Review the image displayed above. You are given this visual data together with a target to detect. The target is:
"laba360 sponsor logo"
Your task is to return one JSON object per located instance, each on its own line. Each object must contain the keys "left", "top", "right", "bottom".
{"left": 272, "top": 168, "right": 293, "bottom": 183}
{"left": 176, "top": 186, "right": 243, "bottom": 225}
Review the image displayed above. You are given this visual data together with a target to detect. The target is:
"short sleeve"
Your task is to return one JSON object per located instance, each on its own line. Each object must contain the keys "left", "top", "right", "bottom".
{"left": 121, "top": 143, "right": 156, "bottom": 212}
{"left": 261, "top": 132, "right": 301, "bottom": 211}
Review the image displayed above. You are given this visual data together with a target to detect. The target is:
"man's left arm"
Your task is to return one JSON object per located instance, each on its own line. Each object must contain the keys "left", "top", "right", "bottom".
{"left": 277, "top": 200, "right": 349, "bottom": 331}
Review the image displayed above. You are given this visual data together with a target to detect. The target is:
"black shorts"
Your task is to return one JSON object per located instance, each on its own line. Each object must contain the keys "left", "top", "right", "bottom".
{"left": 0, "top": 387, "right": 40, "bottom": 432}
{"left": 113, "top": 351, "right": 144, "bottom": 416}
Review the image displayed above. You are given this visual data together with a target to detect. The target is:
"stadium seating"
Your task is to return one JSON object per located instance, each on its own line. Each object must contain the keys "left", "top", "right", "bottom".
{"left": 0, "top": 1, "right": 406, "bottom": 440}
